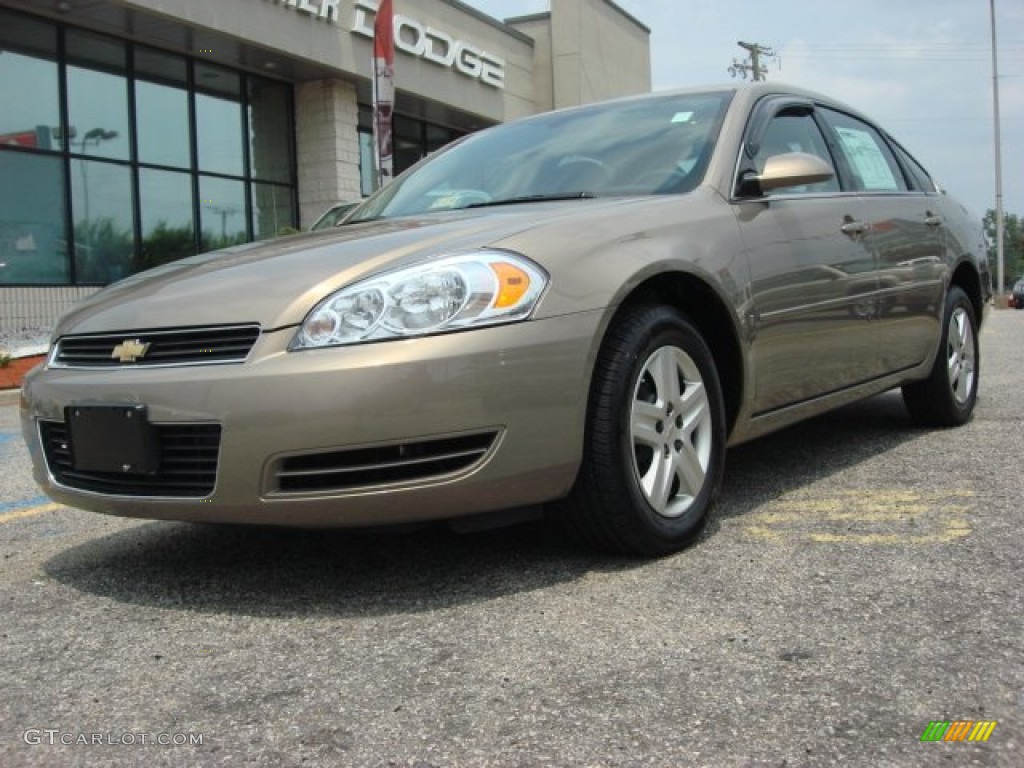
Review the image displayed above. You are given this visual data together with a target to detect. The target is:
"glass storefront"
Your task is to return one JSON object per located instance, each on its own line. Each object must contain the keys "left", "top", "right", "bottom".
{"left": 0, "top": 8, "right": 297, "bottom": 287}
{"left": 357, "top": 105, "right": 463, "bottom": 197}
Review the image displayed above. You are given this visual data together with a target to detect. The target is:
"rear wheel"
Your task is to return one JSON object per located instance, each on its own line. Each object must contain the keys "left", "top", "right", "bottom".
{"left": 902, "top": 285, "right": 979, "bottom": 427}
{"left": 561, "top": 305, "right": 726, "bottom": 556}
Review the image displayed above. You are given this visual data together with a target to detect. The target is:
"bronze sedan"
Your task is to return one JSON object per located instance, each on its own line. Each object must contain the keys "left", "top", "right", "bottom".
{"left": 21, "top": 83, "right": 991, "bottom": 556}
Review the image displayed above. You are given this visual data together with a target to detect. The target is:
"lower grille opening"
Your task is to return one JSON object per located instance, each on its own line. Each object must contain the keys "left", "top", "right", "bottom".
{"left": 274, "top": 432, "right": 499, "bottom": 493}
{"left": 39, "top": 420, "right": 221, "bottom": 497}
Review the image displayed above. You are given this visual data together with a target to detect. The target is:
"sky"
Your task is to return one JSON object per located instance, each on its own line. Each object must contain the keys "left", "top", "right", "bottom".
{"left": 466, "top": 0, "right": 1024, "bottom": 223}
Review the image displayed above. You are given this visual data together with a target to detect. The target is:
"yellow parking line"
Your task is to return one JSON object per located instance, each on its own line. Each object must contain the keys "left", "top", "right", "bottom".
{"left": 0, "top": 503, "right": 62, "bottom": 524}
{"left": 736, "top": 488, "right": 976, "bottom": 545}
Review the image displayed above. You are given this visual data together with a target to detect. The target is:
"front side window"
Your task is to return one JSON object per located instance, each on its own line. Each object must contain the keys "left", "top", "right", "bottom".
{"left": 754, "top": 112, "right": 839, "bottom": 195}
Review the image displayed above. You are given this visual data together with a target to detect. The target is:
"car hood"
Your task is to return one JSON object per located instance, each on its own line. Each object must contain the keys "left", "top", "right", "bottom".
{"left": 54, "top": 200, "right": 648, "bottom": 336}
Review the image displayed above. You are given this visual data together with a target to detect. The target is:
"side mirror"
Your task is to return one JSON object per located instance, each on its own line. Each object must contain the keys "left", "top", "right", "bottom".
{"left": 737, "top": 152, "right": 835, "bottom": 197}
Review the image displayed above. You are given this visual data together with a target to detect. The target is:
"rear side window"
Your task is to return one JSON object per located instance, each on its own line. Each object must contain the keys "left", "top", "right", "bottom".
{"left": 891, "top": 141, "right": 937, "bottom": 193}
{"left": 818, "top": 108, "right": 908, "bottom": 193}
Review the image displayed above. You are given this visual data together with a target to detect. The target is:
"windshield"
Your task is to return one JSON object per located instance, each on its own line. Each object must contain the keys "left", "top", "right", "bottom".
{"left": 348, "top": 90, "right": 733, "bottom": 222}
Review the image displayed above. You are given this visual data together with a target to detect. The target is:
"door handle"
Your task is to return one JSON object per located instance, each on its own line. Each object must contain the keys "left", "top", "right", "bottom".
{"left": 840, "top": 220, "right": 870, "bottom": 236}
{"left": 924, "top": 213, "right": 944, "bottom": 227}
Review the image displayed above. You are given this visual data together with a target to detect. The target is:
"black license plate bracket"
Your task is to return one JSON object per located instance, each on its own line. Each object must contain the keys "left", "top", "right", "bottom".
{"left": 67, "top": 405, "right": 160, "bottom": 475}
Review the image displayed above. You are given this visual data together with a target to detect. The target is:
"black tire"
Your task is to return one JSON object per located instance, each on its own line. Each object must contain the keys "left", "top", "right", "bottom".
{"left": 902, "top": 285, "right": 979, "bottom": 427}
{"left": 560, "top": 304, "right": 727, "bottom": 556}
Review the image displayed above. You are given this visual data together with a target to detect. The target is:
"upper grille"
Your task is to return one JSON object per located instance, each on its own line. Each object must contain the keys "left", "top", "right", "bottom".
{"left": 52, "top": 324, "right": 260, "bottom": 368}
{"left": 272, "top": 432, "right": 499, "bottom": 494}
{"left": 39, "top": 420, "right": 221, "bottom": 497}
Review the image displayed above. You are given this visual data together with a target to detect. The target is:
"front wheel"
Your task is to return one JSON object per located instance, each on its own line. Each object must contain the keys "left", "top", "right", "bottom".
{"left": 561, "top": 305, "right": 727, "bottom": 556}
{"left": 902, "top": 285, "right": 979, "bottom": 427}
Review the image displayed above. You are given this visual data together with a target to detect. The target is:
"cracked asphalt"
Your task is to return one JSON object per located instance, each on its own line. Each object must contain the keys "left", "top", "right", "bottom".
{"left": 1, "top": 310, "right": 1021, "bottom": 767}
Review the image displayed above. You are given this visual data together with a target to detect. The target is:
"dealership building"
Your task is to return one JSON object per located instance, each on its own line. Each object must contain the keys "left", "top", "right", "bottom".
{"left": 0, "top": 0, "right": 650, "bottom": 338}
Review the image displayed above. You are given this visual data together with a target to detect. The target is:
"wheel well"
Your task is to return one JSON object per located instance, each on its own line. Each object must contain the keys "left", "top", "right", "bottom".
{"left": 612, "top": 273, "right": 744, "bottom": 434}
{"left": 951, "top": 261, "right": 984, "bottom": 328}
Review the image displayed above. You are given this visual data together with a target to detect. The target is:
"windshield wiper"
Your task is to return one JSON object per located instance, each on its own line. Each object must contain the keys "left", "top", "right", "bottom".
{"left": 465, "top": 192, "right": 595, "bottom": 209}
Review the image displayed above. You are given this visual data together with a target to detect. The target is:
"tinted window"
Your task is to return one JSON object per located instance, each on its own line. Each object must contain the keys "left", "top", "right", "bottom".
{"left": 0, "top": 11, "right": 59, "bottom": 148}
{"left": 754, "top": 112, "right": 839, "bottom": 195}
{"left": 891, "top": 142, "right": 937, "bottom": 193}
{"left": 252, "top": 183, "right": 295, "bottom": 238}
{"left": 819, "top": 108, "right": 907, "bottom": 193}
{"left": 351, "top": 91, "right": 733, "bottom": 221}
{"left": 66, "top": 30, "right": 130, "bottom": 161}
{"left": 136, "top": 78, "right": 191, "bottom": 168}
{"left": 248, "top": 78, "right": 293, "bottom": 183}
{"left": 0, "top": 152, "right": 67, "bottom": 284}
{"left": 196, "top": 64, "right": 244, "bottom": 177}
{"left": 0, "top": 11, "right": 295, "bottom": 284}
{"left": 139, "top": 168, "right": 195, "bottom": 271}
{"left": 199, "top": 175, "right": 247, "bottom": 251}
{"left": 71, "top": 159, "right": 134, "bottom": 283}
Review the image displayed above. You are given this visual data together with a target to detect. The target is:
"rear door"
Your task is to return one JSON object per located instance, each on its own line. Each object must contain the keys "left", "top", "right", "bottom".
{"left": 816, "top": 108, "right": 947, "bottom": 374}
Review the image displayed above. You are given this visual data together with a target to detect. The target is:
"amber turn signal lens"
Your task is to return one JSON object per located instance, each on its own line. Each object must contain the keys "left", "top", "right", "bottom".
{"left": 491, "top": 262, "right": 531, "bottom": 309}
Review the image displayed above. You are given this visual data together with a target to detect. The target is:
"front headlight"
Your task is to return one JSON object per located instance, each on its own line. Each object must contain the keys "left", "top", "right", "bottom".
{"left": 291, "top": 250, "right": 548, "bottom": 349}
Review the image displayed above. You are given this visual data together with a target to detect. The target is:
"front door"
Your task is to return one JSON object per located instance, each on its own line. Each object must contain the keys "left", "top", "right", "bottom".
{"left": 734, "top": 104, "right": 881, "bottom": 415}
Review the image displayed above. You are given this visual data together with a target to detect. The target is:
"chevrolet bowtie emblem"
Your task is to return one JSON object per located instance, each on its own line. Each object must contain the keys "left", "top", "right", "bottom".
{"left": 111, "top": 339, "right": 151, "bottom": 363}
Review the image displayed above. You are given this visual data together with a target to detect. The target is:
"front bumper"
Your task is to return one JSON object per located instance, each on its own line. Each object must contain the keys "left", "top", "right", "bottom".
{"left": 20, "top": 311, "right": 603, "bottom": 526}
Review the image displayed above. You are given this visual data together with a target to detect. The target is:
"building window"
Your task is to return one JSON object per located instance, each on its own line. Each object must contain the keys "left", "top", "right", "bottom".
{"left": 0, "top": 8, "right": 298, "bottom": 287}
{"left": 357, "top": 105, "right": 464, "bottom": 194}
{"left": 139, "top": 169, "right": 195, "bottom": 273}
{"left": 0, "top": 152, "right": 68, "bottom": 284}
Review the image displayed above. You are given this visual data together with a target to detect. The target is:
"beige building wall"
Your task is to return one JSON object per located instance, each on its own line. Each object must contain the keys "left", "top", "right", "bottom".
{"left": 505, "top": 14, "right": 555, "bottom": 113}
{"left": 549, "top": 0, "right": 651, "bottom": 108}
{"left": 507, "top": 0, "right": 650, "bottom": 114}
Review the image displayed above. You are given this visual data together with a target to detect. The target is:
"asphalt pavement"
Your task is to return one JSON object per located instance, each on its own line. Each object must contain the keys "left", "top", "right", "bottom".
{"left": 1, "top": 310, "right": 1021, "bottom": 767}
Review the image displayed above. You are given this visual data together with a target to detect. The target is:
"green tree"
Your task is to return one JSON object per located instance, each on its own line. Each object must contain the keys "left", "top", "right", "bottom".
{"left": 982, "top": 209, "right": 1024, "bottom": 289}
{"left": 75, "top": 217, "right": 133, "bottom": 283}
{"left": 140, "top": 221, "right": 196, "bottom": 272}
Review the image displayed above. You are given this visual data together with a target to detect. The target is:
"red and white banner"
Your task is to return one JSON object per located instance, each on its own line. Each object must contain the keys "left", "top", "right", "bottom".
{"left": 372, "top": 0, "right": 395, "bottom": 187}
{"left": 0, "top": 130, "right": 39, "bottom": 148}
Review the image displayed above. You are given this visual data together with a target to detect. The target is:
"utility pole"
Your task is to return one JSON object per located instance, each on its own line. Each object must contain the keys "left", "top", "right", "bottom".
{"left": 990, "top": 0, "right": 1005, "bottom": 297}
{"left": 729, "top": 41, "right": 774, "bottom": 82}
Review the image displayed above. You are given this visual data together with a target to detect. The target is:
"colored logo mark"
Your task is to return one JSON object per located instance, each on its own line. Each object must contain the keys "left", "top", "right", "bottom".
{"left": 920, "top": 720, "right": 997, "bottom": 742}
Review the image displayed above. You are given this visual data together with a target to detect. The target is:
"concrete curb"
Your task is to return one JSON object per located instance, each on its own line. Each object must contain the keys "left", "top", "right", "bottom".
{"left": 0, "top": 388, "right": 22, "bottom": 407}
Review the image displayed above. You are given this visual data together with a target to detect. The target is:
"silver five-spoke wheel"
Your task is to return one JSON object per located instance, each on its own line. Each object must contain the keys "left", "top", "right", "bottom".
{"left": 562, "top": 304, "right": 726, "bottom": 556}
{"left": 630, "top": 346, "right": 712, "bottom": 519}
{"left": 946, "top": 305, "right": 976, "bottom": 406}
{"left": 903, "top": 285, "right": 979, "bottom": 427}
